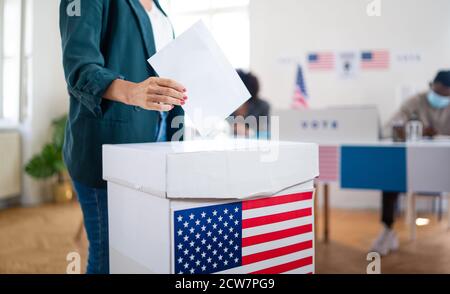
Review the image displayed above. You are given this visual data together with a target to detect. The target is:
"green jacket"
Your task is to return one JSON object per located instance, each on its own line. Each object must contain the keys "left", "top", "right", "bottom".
{"left": 60, "top": 0, "right": 184, "bottom": 188}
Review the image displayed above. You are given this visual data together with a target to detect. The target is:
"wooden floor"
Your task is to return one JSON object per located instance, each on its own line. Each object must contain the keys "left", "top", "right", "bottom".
{"left": 315, "top": 209, "right": 450, "bottom": 273}
{"left": 0, "top": 201, "right": 449, "bottom": 274}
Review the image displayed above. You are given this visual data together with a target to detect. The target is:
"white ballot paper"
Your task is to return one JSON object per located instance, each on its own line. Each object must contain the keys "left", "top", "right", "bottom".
{"left": 148, "top": 21, "right": 251, "bottom": 137}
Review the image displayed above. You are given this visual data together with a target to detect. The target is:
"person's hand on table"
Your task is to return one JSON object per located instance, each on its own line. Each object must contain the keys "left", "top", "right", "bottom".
{"left": 105, "top": 77, "right": 187, "bottom": 111}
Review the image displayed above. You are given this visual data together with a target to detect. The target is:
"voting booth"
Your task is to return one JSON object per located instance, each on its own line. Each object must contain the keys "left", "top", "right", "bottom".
{"left": 273, "top": 106, "right": 380, "bottom": 183}
{"left": 273, "top": 107, "right": 381, "bottom": 242}
{"left": 103, "top": 139, "right": 318, "bottom": 274}
{"left": 273, "top": 106, "right": 380, "bottom": 143}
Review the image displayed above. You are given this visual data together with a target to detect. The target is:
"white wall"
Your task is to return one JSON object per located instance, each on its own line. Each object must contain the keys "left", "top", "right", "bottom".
{"left": 249, "top": 0, "right": 450, "bottom": 209}
{"left": 12, "top": 0, "right": 450, "bottom": 207}
{"left": 20, "top": 0, "right": 68, "bottom": 205}
{"left": 250, "top": 0, "right": 450, "bottom": 122}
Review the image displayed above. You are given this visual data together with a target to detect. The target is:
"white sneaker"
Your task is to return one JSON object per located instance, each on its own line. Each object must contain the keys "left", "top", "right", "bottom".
{"left": 370, "top": 227, "right": 399, "bottom": 256}
{"left": 388, "top": 230, "right": 399, "bottom": 252}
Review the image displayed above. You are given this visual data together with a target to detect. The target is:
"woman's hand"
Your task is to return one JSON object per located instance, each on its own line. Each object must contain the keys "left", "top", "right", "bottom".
{"left": 127, "top": 77, "right": 187, "bottom": 111}
{"left": 104, "top": 77, "right": 187, "bottom": 111}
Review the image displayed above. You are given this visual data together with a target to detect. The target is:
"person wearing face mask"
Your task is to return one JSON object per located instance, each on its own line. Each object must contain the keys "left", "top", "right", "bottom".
{"left": 371, "top": 70, "right": 450, "bottom": 256}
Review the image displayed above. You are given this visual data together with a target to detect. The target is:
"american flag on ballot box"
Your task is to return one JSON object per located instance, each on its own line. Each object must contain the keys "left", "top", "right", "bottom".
{"left": 173, "top": 191, "right": 314, "bottom": 274}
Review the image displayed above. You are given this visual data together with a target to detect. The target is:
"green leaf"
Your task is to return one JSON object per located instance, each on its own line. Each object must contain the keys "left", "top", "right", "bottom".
{"left": 52, "top": 114, "right": 68, "bottom": 150}
{"left": 25, "top": 114, "right": 68, "bottom": 180}
{"left": 25, "top": 154, "right": 56, "bottom": 179}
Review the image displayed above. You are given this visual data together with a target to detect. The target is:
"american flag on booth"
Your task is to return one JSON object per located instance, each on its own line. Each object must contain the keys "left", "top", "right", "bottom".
{"left": 361, "top": 50, "right": 390, "bottom": 69}
{"left": 173, "top": 191, "right": 314, "bottom": 274}
{"left": 292, "top": 65, "right": 309, "bottom": 109}
{"left": 318, "top": 145, "right": 340, "bottom": 182}
{"left": 307, "top": 52, "right": 335, "bottom": 71}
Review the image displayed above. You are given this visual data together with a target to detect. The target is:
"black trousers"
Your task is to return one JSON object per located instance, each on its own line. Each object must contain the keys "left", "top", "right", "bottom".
{"left": 382, "top": 192, "right": 399, "bottom": 228}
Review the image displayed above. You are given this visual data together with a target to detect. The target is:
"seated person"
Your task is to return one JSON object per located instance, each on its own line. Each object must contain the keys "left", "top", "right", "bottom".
{"left": 372, "top": 70, "right": 450, "bottom": 255}
{"left": 228, "top": 70, "right": 271, "bottom": 138}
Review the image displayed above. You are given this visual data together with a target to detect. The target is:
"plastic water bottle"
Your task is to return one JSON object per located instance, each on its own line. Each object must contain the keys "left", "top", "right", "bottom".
{"left": 406, "top": 113, "right": 423, "bottom": 142}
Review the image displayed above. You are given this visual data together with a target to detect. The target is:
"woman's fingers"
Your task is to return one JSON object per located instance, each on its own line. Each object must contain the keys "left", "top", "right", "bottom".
{"left": 136, "top": 77, "right": 187, "bottom": 111}
{"left": 143, "top": 101, "right": 174, "bottom": 112}
{"left": 155, "top": 78, "right": 186, "bottom": 93}
{"left": 150, "top": 85, "right": 185, "bottom": 100}
{"left": 147, "top": 94, "right": 185, "bottom": 107}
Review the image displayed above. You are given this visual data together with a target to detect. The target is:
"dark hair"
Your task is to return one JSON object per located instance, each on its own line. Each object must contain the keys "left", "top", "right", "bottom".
{"left": 237, "top": 69, "right": 260, "bottom": 100}
{"left": 433, "top": 70, "right": 450, "bottom": 87}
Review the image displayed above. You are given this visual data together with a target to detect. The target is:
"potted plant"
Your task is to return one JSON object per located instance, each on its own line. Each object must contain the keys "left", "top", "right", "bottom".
{"left": 25, "top": 114, "right": 74, "bottom": 203}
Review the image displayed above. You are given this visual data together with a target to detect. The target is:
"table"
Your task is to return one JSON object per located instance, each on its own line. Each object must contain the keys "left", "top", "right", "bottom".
{"left": 317, "top": 140, "right": 450, "bottom": 242}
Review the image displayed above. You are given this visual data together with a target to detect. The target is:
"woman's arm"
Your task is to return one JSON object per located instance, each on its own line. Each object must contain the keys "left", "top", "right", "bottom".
{"left": 60, "top": 0, "right": 186, "bottom": 115}
{"left": 104, "top": 77, "right": 187, "bottom": 112}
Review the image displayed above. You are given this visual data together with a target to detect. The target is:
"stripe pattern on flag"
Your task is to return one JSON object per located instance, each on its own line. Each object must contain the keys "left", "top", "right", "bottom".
{"left": 361, "top": 50, "right": 390, "bottom": 69}
{"left": 292, "top": 65, "right": 309, "bottom": 109}
{"left": 173, "top": 191, "right": 314, "bottom": 274}
{"left": 318, "top": 145, "right": 339, "bottom": 182}
{"left": 307, "top": 52, "right": 335, "bottom": 71}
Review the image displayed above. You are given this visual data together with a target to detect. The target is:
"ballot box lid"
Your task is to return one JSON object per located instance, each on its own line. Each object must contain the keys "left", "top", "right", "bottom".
{"left": 103, "top": 139, "right": 318, "bottom": 199}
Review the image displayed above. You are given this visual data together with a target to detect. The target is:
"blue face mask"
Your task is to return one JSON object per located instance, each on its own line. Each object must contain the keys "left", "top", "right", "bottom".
{"left": 427, "top": 90, "right": 450, "bottom": 109}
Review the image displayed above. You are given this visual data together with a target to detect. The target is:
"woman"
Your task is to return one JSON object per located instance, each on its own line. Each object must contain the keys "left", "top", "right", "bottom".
{"left": 60, "top": 0, "right": 185, "bottom": 273}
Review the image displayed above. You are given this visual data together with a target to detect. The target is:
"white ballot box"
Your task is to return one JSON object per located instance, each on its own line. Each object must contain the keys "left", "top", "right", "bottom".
{"left": 103, "top": 139, "right": 318, "bottom": 274}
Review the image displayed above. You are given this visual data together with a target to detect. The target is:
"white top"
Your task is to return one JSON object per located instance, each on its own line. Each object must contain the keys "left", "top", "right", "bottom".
{"left": 147, "top": 4, "right": 174, "bottom": 141}
{"left": 147, "top": 4, "right": 173, "bottom": 52}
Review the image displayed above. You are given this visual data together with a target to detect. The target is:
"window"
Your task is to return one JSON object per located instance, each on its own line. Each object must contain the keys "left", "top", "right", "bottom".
{"left": 0, "top": 0, "right": 23, "bottom": 123}
{"left": 163, "top": 0, "right": 250, "bottom": 69}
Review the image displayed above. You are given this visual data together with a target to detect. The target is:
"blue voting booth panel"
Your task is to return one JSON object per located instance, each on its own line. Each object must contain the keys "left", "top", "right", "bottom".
{"left": 340, "top": 146, "right": 407, "bottom": 192}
